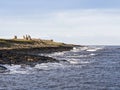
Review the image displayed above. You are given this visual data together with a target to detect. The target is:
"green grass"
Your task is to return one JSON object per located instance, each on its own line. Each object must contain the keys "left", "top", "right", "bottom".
{"left": 0, "top": 39, "right": 12, "bottom": 47}
{"left": 0, "top": 38, "right": 67, "bottom": 49}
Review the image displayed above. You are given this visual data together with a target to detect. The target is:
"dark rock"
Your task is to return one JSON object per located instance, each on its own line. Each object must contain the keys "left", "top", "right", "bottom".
{"left": 0, "top": 65, "right": 9, "bottom": 73}
{"left": 0, "top": 65, "right": 7, "bottom": 70}
{"left": 0, "top": 46, "right": 73, "bottom": 65}
{"left": 0, "top": 50, "right": 59, "bottom": 65}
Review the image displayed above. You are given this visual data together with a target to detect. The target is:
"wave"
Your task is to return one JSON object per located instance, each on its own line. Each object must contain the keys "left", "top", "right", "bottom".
{"left": 68, "top": 60, "right": 79, "bottom": 64}
{"left": 34, "top": 63, "right": 64, "bottom": 70}
{"left": 71, "top": 46, "right": 88, "bottom": 52}
{"left": 90, "top": 53, "right": 96, "bottom": 56}
{"left": 2, "top": 63, "right": 65, "bottom": 74}
{"left": 0, "top": 46, "right": 102, "bottom": 74}
{"left": 66, "top": 59, "right": 91, "bottom": 65}
{"left": 3, "top": 64, "right": 33, "bottom": 74}
{"left": 39, "top": 46, "right": 99, "bottom": 63}
{"left": 86, "top": 48, "right": 103, "bottom": 52}
{"left": 40, "top": 51, "right": 66, "bottom": 58}
{"left": 38, "top": 46, "right": 101, "bottom": 66}
{"left": 40, "top": 46, "right": 89, "bottom": 58}
{"left": 66, "top": 55, "right": 88, "bottom": 58}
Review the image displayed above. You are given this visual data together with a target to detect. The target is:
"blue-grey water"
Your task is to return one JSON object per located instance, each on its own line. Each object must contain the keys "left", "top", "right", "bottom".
{"left": 0, "top": 46, "right": 120, "bottom": 90}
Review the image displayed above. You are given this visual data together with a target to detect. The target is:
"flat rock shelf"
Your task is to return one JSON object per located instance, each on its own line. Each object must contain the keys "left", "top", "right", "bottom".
{"left": 0, "top": 46, "right": 73, "bottom": 65}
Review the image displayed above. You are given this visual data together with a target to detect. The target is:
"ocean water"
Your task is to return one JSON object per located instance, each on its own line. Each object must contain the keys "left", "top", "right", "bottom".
{"left": 0, "top": 46, "right": 120, "bottom": 90}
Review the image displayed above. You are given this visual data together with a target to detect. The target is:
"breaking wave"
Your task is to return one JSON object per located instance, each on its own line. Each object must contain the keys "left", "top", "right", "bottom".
{"left": 1, "top": 46, "right": 104, "bottom": 74}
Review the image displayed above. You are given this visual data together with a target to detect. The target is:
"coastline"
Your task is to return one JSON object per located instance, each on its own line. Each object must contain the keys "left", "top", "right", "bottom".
{"left": 0, "top": 46, "right": 73, "bottom": 66}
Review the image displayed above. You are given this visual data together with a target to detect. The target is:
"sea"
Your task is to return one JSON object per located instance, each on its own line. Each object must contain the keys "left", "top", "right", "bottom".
{"left": 0, "top": 46, "right": 120, "bottom": 90}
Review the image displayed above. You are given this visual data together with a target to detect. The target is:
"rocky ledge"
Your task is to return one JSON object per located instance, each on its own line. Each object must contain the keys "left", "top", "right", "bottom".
{"left": 0, "top": 46, "right": 73, "bottom": 66}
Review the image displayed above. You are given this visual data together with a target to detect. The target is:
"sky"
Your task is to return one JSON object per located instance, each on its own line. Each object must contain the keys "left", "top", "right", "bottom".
{"left": 0, "top": 0, "right": 120, "bottom": 45}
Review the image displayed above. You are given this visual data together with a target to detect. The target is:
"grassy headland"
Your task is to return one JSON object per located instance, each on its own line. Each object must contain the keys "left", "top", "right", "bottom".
{"left": 0, "top": 38, "right": 73, "bottom": 49}
{"left": 0, "top": 38, "right": 73, "bottom": 65}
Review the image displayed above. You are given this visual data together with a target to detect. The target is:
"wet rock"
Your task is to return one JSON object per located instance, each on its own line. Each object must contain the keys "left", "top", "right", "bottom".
{"left": 0, "top": 65, "right": 9, "bottom": 73}
{"left": 0, "top": 50, "right": 59, "bottom": 65}
{"left": 0, "top": 46, "right": 73, "bottom": 65}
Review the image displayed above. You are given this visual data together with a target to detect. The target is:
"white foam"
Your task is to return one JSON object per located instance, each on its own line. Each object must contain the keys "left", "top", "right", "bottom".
{"left": 86, "top": 49, "right": 96, "bottom": 52}
{"left": 67, "top": 53, "right": 96, "bottom": 58}
{"left": 66, "top": 55, "right": 88, "bottom": 58}
{"left": 90, "top": 53, "right": 96, "bottom": 56}
{"left": 3, "top": 63, "right": 65, "bottom": 74}
{"left": 71, "top": 47, "right": 88, "bottom": 52}
{"left": 4, "top": 65, "right": 33, "bottom": 74}
{"left": 68, "top": 60, "right": 79, "bottom": 64}
{"left": 34, "top": 63, "right": 64, "bottom": 70}
{"left": 34, "top": 63, "right": 49, "bottom": 70}
{"left": 40, "top": 46, "right": 90, "bottom": 59}
{"left": 50, "top": 52, "right": 65, "bottom": 56}
{"left": 86, "top": 48, "right": 102, "bottom": 52}
{"left": 68, "top": 59, "right": 90, "bottom": 65}
{"left": 71, "top": 47, "right": 80, "bottom": 52}
{"left": 40, "top": 51, "right": 66, "bottom": 57}
{"left": 80, "top": 47, "right": 89, "bottom": 51}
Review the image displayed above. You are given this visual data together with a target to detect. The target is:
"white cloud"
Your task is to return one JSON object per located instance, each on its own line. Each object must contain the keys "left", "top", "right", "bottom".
{"left": 0, "top": 9, "right": 120, "bottom": 45}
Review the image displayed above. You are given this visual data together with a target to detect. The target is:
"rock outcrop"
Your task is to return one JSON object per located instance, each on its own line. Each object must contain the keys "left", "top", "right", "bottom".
{"left": 0, "top": 46, "right": 73, "bottom": 66}
{"left": 0, "top": 65, "right": 9, "bottom": 73}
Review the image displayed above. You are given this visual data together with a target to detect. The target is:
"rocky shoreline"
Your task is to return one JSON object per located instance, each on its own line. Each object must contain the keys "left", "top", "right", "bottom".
{"left": 0, "top": 38, "right": 74, "bottom": 72}
{"left": 0, "top": 46, "right": 73, "bottom": 66}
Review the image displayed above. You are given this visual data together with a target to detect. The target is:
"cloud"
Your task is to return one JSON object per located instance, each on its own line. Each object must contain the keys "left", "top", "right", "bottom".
{"left": 0, "top": 9, "right": 120, "bottom": 45}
